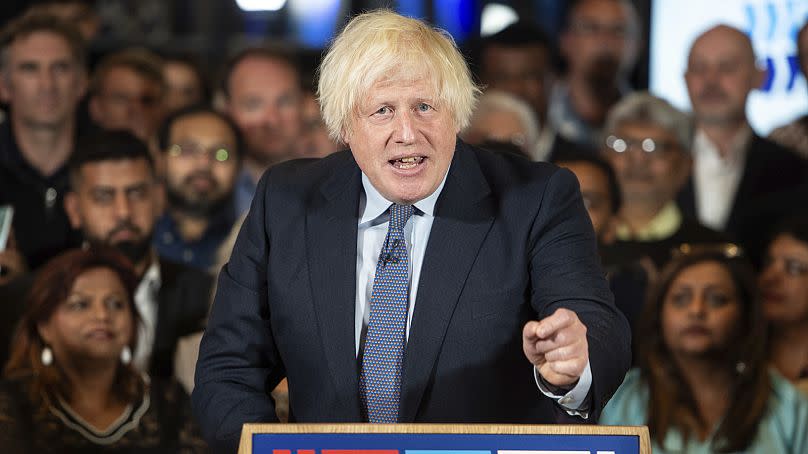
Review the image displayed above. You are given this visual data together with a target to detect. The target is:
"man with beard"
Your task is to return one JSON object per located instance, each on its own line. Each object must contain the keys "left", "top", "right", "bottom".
{"left": 154, "top": 106, "right": 240, "bottom": 270}
{"left": 678, "top": 25, "right": 807, "bottom": 238}
{"left": 64, "top": 129, "right": 212, "bottom": 379}
{"left": 549, "top": 0, "right": 640, "bottom": 150}
{"left": 222, "top": 46, "right": 304, "bottom": 215}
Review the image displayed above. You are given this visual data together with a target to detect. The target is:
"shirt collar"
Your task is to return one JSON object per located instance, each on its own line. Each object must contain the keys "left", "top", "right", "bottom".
{"left": 693, "top": 124, "right": 752, "bottom": 167}
{"left": 615, "top": 201, "right": 683, "bottom": 241}
{"left": 138, "top": 260, "right": 162, "bottom": 295}
{"left": 359, "top": 167, "right": 449, "bottom": 224}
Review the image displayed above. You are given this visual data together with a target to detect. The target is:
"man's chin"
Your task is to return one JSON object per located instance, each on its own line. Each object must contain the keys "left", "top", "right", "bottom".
{"left": 112, "top": 240, "right": 151, "bottom": 267}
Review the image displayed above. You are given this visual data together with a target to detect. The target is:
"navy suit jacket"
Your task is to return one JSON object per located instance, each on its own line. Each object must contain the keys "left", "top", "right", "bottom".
{"left": 192, "top": 141, "right": 631, "bottom": 453}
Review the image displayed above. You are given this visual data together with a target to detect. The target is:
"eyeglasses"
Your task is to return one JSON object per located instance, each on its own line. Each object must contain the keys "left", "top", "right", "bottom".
{"left": 168, "top": 143, "right": 232, "bottom": 163}
{"left": 762, "top": 256, "right": 808, "bottom": 277}
{"left": 605, "top": 135, "right": 680, "bottom": 155}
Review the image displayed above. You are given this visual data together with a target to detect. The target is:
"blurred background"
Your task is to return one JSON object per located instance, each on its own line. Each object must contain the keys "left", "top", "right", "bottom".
{"left": 1, "top": 0, "right": 804, "bottom": 134}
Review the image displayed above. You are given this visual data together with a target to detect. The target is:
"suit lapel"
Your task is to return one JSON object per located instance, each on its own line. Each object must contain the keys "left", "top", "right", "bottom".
{"left": 726, "top": 136, "right": 759, "bottom": 230}
{"left": 306, "top": 153, "right": 363, "bottom": 419}
{"left": 399, "top": 143, "right": 495, "bottom": 422}
{"left": 677, "top": 178, "right": 697, "bottom": 220}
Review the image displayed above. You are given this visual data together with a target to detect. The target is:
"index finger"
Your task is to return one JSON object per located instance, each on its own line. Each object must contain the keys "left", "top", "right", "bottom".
{"left": 535, "top": 308, "right": 575, "bottom": 339}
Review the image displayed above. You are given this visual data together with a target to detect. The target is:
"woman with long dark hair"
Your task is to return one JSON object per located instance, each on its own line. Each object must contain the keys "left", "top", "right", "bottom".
{"left": 0, "top": 247, "right": 206, "bottom": 452}
{"left": 759, "top": 216, "right": 808, "bottom": 394}
{"left": 601, "top": 247, "right": 808, "bottom": 452}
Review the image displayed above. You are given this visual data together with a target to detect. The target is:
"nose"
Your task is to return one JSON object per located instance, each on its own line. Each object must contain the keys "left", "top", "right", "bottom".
{"left": 39, "top": 69, "right": 57, "bottom": 92}
{"left": 114, "top": 193, "right": 132, "bottom": 220}
{"left": 759, "top": 260, "right": 782, "bottom": 286}
{"left": 394, "top": 110, "right": 416, "bottom": 144}
{"left": 687, "top": 297, "right": 707, "bottom": 318}
{"left": 92, "top": 300, "right": 111, "bottom": 321}
{"left": 260, "top": 105, "right": 281, "bottom": 128}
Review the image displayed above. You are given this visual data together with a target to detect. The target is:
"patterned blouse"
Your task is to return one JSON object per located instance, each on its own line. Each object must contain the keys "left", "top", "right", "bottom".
{"left": 0, "top": 374, "right": 208, "bottom": 453}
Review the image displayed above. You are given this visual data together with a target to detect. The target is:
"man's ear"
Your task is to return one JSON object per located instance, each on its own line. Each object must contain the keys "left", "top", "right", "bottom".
{"left": 64, "top": 191, "right": 82, "bottom": 229}
{"left": 753, "top": 65, "right": 767, "bottom": 91}
{"left": 0, "top": 72, "right": 11, "bottom": 103}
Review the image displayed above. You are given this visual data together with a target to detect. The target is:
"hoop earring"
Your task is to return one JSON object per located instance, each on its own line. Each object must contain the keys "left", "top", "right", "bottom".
{"left": 120, "top": 346, "right": 132, "bottom": 365}
{"left": 735, "top": 361, "right": 747, "bottom": 375}
{"left": 41, "top": 346, "right": 53, "bottom": 366}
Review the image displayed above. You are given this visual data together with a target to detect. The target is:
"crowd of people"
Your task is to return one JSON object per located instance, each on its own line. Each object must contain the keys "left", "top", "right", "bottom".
{"left": 0, "top": 0, "right": 806, "bottom": 452}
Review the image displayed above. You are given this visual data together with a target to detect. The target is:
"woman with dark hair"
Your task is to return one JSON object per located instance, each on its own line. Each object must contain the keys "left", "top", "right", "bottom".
{"left": 601, "top": 247, "right": 808, "bottom": 453}
{"left": 0, "top": 248, "right": 207, "bottom": 452}
{"left": 759, "top": 216, "right": 808, "bottom": 394}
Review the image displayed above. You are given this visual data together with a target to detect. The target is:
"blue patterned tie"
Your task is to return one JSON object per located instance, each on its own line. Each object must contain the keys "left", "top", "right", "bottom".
{"left": 360, "top": 203, "right": 415, "bottom": 423}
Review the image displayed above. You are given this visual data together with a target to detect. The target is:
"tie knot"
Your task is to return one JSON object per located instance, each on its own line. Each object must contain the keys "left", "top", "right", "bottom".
{"left": 389, "top": 204, "right": 414, "bottom": 230}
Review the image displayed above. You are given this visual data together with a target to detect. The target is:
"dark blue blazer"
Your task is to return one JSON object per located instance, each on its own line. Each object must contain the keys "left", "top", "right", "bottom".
{"left": 192, "top": 141, "right": 631, "bottom": 453}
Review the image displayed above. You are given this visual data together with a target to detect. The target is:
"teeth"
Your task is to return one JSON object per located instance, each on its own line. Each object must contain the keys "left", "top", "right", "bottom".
{"left": 392, "top": 156, "right": 423, "bottom": 170}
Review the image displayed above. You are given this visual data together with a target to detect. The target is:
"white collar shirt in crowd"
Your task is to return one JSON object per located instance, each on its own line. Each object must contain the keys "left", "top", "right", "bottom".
{"left": 354, "top": 165, "right": 591, "bottom": 417}
{"left": 133, "top": 261, "right": 160, "bottom": 372}
{"left": 692, "top": 126, "right": 752, "bottom": 231}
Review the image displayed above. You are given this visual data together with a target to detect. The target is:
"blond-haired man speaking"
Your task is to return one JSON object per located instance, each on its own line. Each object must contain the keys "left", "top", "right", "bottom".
{"left": 193, "top": 11, "right": 630, "bottom": 453}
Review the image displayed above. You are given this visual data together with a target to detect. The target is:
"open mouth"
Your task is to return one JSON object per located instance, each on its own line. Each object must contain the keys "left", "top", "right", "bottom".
{"left": 389, "top": 156, "right": 425, "bottom": 170}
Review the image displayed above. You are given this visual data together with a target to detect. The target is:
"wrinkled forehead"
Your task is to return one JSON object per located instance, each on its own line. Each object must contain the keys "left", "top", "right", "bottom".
{"left": 359, "top": 67, "right": 441, "bottom": 107}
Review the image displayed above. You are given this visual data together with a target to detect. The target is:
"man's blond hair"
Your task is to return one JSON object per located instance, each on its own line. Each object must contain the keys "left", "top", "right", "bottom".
{"left": 317, "top": 10, "right": 480, "bottom": 142}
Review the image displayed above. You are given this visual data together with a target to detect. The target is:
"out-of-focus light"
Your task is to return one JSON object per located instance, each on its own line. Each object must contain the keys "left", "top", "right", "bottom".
{"left": 288, "top": 0, "right": 343, "bottom": 48}
{"left": 480, "top": 3, "right": 518, "bottom": 37}
{"left": 236, "top": 0, "right": 287, "bottom": 12}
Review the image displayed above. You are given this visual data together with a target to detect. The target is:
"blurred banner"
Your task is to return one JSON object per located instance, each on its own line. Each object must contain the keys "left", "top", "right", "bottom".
{"left": 650, "top": 0, "right": 808, "bottom": 135}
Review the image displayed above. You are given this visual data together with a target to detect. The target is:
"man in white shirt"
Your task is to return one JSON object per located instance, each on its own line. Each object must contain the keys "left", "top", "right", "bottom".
{"left": 64, "top": 129, "right": 212, "bottom": 379}
{"left": 679, "top": 25, "right": 806, "bottom": 235}
{"left": 193, "top": 11, "right": 631, "bottom": 454}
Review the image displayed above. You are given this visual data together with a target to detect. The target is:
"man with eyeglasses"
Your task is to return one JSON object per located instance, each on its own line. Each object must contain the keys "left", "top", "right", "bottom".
{"left": 89, "top": 48, "right": 167, "bottom": 156}
{"left": 600, "top": 92, "right": 724, "bottom": 270}
{"left": 154, "top": 106, "right": 241, "bottom": 271}
{"left": 549, "top": 0, "right": 641, "bottom": 150}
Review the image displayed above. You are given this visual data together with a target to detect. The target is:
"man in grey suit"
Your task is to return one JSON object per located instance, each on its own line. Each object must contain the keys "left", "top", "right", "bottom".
{"left": 193, "top": 10, "right": 631, "bottom": 453}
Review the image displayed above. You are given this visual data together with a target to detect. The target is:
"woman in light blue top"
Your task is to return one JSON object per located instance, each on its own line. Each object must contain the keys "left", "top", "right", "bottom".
{"left": 600, "top": 246, "right": 808, "bottom": 453}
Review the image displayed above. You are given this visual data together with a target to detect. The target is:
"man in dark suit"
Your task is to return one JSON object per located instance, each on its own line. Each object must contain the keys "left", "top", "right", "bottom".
{"left": 193, "top": 11, "right": 631, "bottom": 453}
{"left": 63, "top": 129, "right": 212, "bottom": 379}
{"left": 678, "top": 25, "right": 807, "bottom": 238}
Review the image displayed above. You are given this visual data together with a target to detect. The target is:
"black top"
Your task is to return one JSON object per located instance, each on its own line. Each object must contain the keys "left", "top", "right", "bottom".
{"left": 0, "top": 375, "right": 207, "bottom": 453}
{"left": 0, "top": 118, "right": 82, "bottom": 269}
{"left": 600, "top": 217, "right": 728, "bottom": 270}
{"left": 677, "top": 134, "right": 808, "bottom": 240}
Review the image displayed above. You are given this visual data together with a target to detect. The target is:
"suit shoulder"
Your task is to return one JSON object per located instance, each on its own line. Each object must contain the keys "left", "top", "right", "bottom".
{"left": 264, "top": 151, "right": 355, "bottom": 189}
{"left": 751, "top": 135, "right": 807, "bottom": 165}
{"left": 468, "top": 144, "right": 564, "bottom": 187}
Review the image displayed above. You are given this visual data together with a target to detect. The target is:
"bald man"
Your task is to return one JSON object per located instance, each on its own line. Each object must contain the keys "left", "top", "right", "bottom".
{"left": 677, "top": 25, "right": 807, "bottom": 237}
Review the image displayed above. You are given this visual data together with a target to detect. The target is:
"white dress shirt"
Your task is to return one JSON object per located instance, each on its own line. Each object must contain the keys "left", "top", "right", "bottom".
{"left": 133, "top": 261, "right": 160, "bottom": 372}
{"left": 692, "top": 128, "right": 751, "bottom": 231}
{"left": 354, "top": 171, "right": 591, "bottom": 416}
